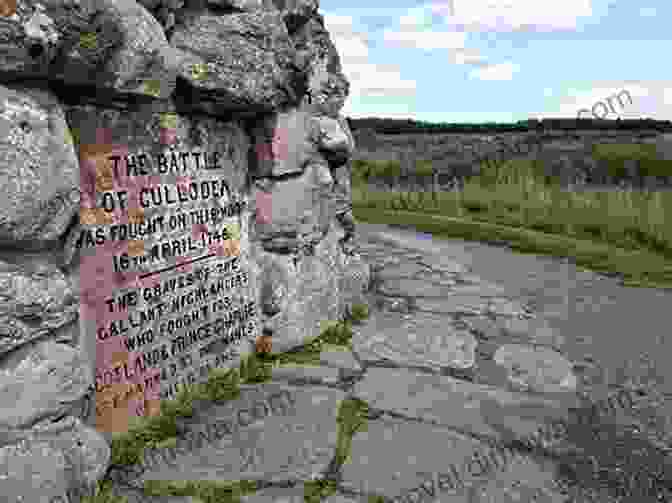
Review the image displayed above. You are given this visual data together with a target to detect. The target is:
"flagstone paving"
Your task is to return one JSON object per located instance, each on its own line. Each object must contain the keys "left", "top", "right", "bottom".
{"left": 106, "top": 230, "right": 671, "bottom": 503}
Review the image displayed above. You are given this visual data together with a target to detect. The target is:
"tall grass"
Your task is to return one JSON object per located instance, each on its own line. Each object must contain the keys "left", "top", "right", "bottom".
{"left": 351, "top": 156, "right": 672, "bottom": 259}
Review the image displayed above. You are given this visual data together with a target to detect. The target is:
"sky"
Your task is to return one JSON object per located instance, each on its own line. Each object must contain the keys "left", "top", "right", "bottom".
{"left": 320, "top": 0, "right": 671, "bottom": 124}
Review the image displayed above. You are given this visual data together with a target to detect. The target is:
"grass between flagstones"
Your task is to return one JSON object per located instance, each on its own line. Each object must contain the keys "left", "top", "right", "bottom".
{"left": 82, "top": 304, "right": 370, "bottom": 503}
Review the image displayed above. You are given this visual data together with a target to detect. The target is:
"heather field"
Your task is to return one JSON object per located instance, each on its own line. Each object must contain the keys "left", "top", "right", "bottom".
{"left": 351, "top": 150, "right": 672, "bottom": 289}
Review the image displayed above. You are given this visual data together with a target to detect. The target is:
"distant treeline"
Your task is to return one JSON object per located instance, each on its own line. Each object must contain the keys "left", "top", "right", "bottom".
{"left": 346, "top": 117, "right": 672, "bottom": 135}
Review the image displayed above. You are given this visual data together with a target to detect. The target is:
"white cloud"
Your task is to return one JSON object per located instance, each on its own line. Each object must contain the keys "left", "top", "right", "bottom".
{"left": 449, "top": 48, "right": 487, "bottom": 65}
{"left": 639, "top": 7, "right": 657, "bottom": 17}
{"left": 469, "top": 61, "right": 520, "bottom": 80}
{"left": 381, "top": 4, "right": 490, "bottom": 70}
{"left": 383, "top": 29, "right": 467, "bottom": 50}
{"left": 322, "top": 13, "right": 417, "bottom": 108}
{"left": 431, "top": 0, "right": 594, "bottom": 32}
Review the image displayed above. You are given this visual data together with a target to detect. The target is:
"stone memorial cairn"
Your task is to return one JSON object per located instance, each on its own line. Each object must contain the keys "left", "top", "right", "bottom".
{"left": 0, "top": 0, "right": 369, "bottom": 500}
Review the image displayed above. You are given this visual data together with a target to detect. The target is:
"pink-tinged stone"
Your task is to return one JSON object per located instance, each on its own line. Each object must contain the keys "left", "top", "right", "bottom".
{"left": 256, "top": 191, "right": 273, "bottom": 224}
{"left": 160, "top": 128, "right": 177, "bottom": 145}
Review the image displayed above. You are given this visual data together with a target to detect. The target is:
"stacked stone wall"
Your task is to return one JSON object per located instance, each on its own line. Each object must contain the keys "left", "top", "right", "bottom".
{"left": 0, "top": 1, "right": 368, "bottom": 500}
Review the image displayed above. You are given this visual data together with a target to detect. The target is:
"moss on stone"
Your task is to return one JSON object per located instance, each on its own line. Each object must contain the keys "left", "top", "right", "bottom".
{"left": 80, "top": 480, "right": 129, "bottom": 503}
{"left": 304, "top": 479, "right": 339, "bottom": 503}
{"left": 100, "top": 306, "right": 372, "bottom": 501}
{"left": 109, "top": 367, "right": 240, "bottom": 467}
{"left": 142, "top": 479, "right": 258, "bottom": 503}
{"left": 349, "top": 303, "right": 370, "bottom": 323}
{"left": 240, "top": 352, "right": 274, "bottom": 384}
{"left": 335, "top": 398, "right": 370, "bottom": 467}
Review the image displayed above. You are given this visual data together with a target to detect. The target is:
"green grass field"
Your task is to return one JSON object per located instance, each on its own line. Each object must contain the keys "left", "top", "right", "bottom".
{"left": 351, "top": 146, "right": 672, "bottom": 289}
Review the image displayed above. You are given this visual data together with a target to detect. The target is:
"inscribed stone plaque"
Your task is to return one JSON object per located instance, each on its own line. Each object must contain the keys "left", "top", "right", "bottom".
{"left": 66, "top": 103, "right": 258, "bottom": 433}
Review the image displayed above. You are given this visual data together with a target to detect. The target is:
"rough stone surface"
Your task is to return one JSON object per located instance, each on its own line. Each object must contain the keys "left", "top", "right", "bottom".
{"left": 0, "top": 258, "right": 78, "bottom": 357}
{"left": 271, "top": 363, "right": 340, "bottom": 385}
{"left": 171, "top": 11, "right": 300, "bottom": 114}
{"left": 319, "top": 347, "right": 362, "bottom": 374}
{"left": 50, "top": 0, "right": 179, "bottom": 97}
{"left": 251, "top": 233, "right": 342, "bottom": 353}
{"left": 136, "top": 384, "right": 344, "bottom": 483}
{"left": 314, "top": 115, "right": 355, "bottom": 166}
{"left": 353, "top": 311, "right": 478, "bottom": 371}
{"left": 291, "top": 15, "right": 348, "bottom": 118}
{"left": 275, "top": 0, "right": 318, "bottom": 32}
{"left": 249, "top": 106, "right": 321, "bottom": 177}
{"left": 0, "top": 340, "right": 92, "bottom": 429}
{"left": 0, "top": 416, "right": 110, "bottom": 503}
{"left": 0, "top": 84, "right": 80, "bottom": 248}
{"left": 339, "top": 418, "right": 565, "bottom": 502}
{"left": 353, "top": 368, "right": 579, "bottom": 445}
{"left": 241, "top": 483, "right": 309, "bottom": 503}
{"left": 493, "top": 344, "right": 578, "bottom": 394}
{"left": 251, "top": 159, "right": 333, "bottom": 253}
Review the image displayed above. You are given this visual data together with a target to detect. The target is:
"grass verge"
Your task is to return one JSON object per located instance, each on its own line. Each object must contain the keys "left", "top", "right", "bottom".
{"left": 352, "top": 151, "right": 672, "bottom": 289}
{"left": 353, "top": 205, "right": 672, "bottom": 290}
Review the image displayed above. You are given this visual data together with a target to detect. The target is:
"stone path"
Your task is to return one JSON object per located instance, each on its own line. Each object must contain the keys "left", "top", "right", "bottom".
{"left": 106, "top": 228, "right": 672, "bottom": 503}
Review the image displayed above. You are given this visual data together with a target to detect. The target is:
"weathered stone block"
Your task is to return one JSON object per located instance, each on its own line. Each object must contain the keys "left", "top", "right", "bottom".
{"left": 249, "top": 106, "right": 321, "bottom": 177}
{"left": 291, "top": 15, "right": 348, "bottom": 118}
{"left": 0, "top": 416, "right": 110, "bottom": 503}
{"left": 337, "top": 251, "right": 370, "bottom": 314}
{"left": 171, "top": 11, "right": 300, "bottom": 114}
{"left": 251, "top": 159, "right": 333, "bottom": 253}
{"left": 314, "top": 115, "right": 355, "bottom": 166}
{"left": 273, "top": 0, "right": 318, "bottom": 32}
{"left": 136, "top": 384, "right": 344, "bottom": 483}
{"left": 0, "top": 340, "right": 92, "bottom": 430}
{"left": 251, "top": 238, "right": 341, "bottom": 352}
{"left": 353, "top": 311, "right": 477, "bottom": 371}
{"left": 0, "top": 258, "right": 78, "bottom": 358}
{"left": 0, "top": 84, "right": 79, "bottom": 248}
{"left": 0, "top": 0, "right": 179, "bottom": 98}
{"left": 493, "top": 344, "right": 578, "bottom": 394}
